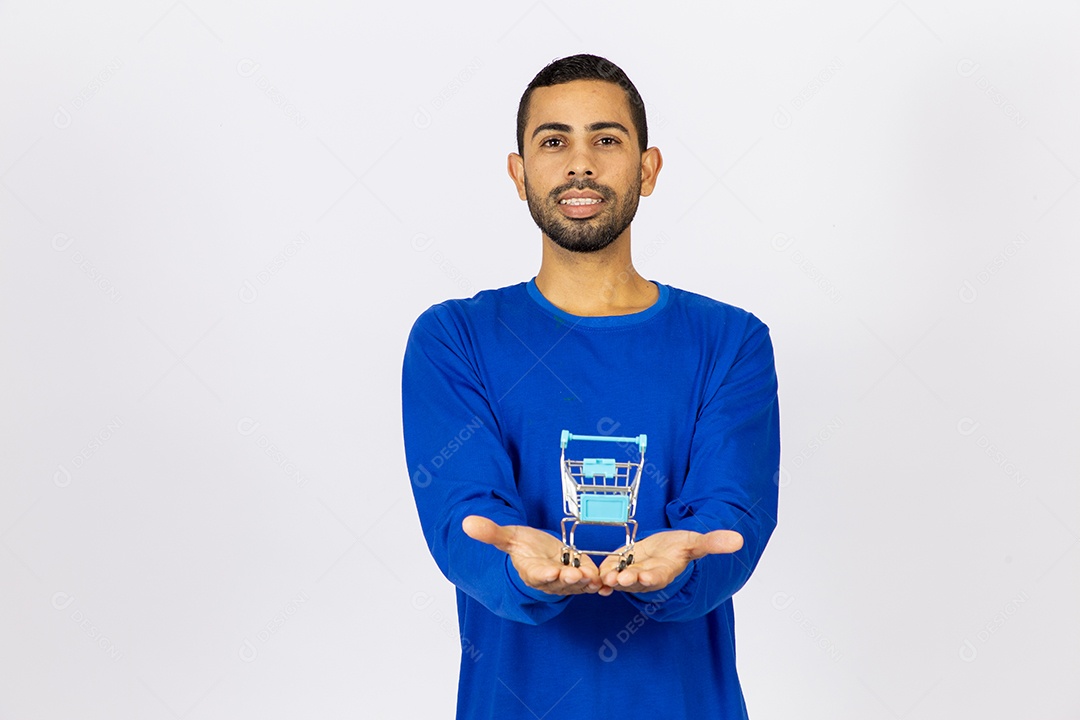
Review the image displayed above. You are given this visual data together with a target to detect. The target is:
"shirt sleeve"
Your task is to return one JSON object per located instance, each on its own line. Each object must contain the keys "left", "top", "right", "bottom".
{"left": 622, "top": 314, "right": 780, "bottom": 622}
{"left": 402, "top": 304, "right": 572, "bottom": 625}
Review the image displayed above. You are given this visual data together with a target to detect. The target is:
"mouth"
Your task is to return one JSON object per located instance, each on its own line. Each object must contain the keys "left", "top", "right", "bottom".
{"left": 557, "top": 191, "right": 606, "bottom": 219}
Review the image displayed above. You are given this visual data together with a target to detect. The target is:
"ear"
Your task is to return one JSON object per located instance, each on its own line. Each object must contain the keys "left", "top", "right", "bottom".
{"left": 638, "top": 146, "right": 663, "bottom": 197}
{"left": 507, "top": 152, "right": 527, "bottom": 200}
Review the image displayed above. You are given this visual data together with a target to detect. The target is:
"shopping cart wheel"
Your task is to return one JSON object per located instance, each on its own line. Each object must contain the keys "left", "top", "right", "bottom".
{"left": 561, "top": 551, "right": 570, "bottom": 566}
{"left": 572, "top": 556, "right": 581, "bottom": 568}
{"left": 618, "top": 559, "right": 627, "bottom": 571}
{"left": 626, "top": 554, "right": 634, "bottom": 566}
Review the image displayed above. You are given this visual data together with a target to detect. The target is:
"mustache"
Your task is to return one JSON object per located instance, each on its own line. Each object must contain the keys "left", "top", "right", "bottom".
{"left": 548, "top": 179, "right": 614, "bottom": 202}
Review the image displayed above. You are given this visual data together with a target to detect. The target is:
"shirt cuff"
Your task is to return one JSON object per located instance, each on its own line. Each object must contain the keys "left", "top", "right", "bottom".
{"left": 505, "top": 553, "right": 571, "bottom": 604}
{"left": 630, "top": 560, "right": 696, "bottom": 603}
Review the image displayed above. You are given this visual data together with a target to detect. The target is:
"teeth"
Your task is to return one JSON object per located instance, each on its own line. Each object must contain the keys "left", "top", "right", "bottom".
{"left": 559, "top": 197, "right": 602, "bottom": 205}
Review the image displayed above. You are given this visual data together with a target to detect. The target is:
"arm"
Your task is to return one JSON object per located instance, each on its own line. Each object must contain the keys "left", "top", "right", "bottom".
{"left": 402, "top": 305, "right": 594, "bottom": 625}
{"left": 606, "top": 316, "right": 780, "bottom": 621}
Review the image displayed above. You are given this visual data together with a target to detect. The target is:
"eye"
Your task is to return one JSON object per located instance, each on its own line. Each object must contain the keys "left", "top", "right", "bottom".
{"left": 597, "top": 136, "right": 620, "bottom": 146}
{"left": 540, "top": 137, "right": 564, "bottom": 148}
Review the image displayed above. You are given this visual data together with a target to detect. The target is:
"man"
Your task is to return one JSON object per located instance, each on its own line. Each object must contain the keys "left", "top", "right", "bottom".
{"left": 402, "top": 54, "right": 780, "bottom": 719}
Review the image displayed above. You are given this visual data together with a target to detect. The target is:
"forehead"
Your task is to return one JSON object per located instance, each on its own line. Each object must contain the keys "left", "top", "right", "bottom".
{"left": 527, "top": 79, "right": 634, "bottom": 132}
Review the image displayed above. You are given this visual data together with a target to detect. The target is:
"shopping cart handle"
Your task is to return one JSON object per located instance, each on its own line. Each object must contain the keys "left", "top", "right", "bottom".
{"left": 561, "top": 430, "right": 647, "bottom": 452}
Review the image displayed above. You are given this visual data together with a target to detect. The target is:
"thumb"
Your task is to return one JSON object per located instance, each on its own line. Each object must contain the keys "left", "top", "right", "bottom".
{"left": 690, "top": 529, "right": 744, "bottom": 558}
{"left": 462, "top": 515, "right": 512, "bottom": 551}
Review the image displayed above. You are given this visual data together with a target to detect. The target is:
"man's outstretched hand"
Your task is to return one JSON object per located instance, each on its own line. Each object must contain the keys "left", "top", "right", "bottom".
{"left": 464, "top": 517, "right": 742, "bottom": 597}
{"left": 462, "top": 516, "right": 613, "bottom": 597}
{"left": 597, "top": 529, "right": 744, "bottom": 594}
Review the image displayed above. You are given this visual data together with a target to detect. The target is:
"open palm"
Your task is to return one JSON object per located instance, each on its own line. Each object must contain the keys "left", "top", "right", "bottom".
{"left": 598, "top": 528, "right": 744, "bottom": 593}
{"left": 462, "top": 516, "right": 611, "bottom": 596}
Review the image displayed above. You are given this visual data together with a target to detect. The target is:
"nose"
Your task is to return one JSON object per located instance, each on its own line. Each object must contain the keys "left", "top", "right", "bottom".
{"left": 566, "top": 147, "right": 594, "bottom": 178}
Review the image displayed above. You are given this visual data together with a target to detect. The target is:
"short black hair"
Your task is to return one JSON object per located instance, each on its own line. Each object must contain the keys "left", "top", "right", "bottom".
{"left": 516, "top": 53, "right": 648, "bottom": 156}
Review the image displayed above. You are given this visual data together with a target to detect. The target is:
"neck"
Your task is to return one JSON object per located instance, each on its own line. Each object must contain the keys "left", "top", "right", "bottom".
{"left": 534, "top": 228, "right": 658, "bottom": 316}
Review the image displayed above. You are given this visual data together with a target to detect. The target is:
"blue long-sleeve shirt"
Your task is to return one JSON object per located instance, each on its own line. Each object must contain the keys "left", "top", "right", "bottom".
{"left": 402, "top": 278, "right": 780, "bottom": 719}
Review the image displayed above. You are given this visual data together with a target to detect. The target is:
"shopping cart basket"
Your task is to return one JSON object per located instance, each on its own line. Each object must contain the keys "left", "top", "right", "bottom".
{"left": 558, "top": 429, "right": 647, "bottom": 571}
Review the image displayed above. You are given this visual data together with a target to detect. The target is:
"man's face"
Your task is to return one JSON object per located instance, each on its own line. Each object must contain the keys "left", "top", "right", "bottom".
{"left": 510, "top": 80, "right": 655, "bottom": 254}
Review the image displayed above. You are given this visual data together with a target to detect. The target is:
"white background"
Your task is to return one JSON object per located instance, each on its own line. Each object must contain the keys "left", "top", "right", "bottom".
{"left": 2, "top": 1, "right": 1078, "bottom": 718}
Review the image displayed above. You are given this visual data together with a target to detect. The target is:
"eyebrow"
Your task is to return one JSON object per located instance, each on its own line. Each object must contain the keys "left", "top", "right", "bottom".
{"left": 530, "top": 121, "right": 631, "bottom": 140}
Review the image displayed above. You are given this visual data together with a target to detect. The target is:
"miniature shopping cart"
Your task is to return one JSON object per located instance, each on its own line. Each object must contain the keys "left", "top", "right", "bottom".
{"left": 558, "top": 429, "right": 647, "bottom": 571}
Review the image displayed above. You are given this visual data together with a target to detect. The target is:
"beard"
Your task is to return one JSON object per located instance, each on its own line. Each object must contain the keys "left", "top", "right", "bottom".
{"left": 524, "top": 174, "right": 641, "bottom": 254}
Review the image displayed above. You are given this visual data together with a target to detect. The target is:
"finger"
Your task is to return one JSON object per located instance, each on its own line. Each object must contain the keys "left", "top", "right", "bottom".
{"left": 561, "top": 559, "right": 604, "bottom": 590}
{"left": 619, "top": 565, "right": 653, "bottom": 588}
{"left": 601, "top": 564, "right": 637, "bottom": 589}
{"left": 597, "top": 555, "right": 622, "bottom": 577}
{"left": 631, "top": 568, "right": 659, "bottom": 588}
{"left": 553, "top": 558, "right": 604, "bottom": 593}
{"left": 599, "top": 559, "right": 623, "bottom": 587}
{"left": 461, "top": 515, "right": 513, "bottom": 552}
{"left": 530, "top": 565, "right": 596, "bottom": 595}
{"left": 573, "top": 560, "right": 601, "bottom": 583}
{"left": 689, "top": 529, "right": 744, "bottom": 559}
{"left": 557, "top": 564, "right": 584, "bottom": 585}
{"left": 530, "top": 558, "right": 593, "bottom": 587}
{"left": 525, "top": 562, "right": 563, "bottom": 586}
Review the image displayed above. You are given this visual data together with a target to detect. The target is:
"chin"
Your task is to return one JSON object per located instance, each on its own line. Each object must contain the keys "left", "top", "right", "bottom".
{"left": 550, "top": 237, "right": 618, "bottom": 254}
